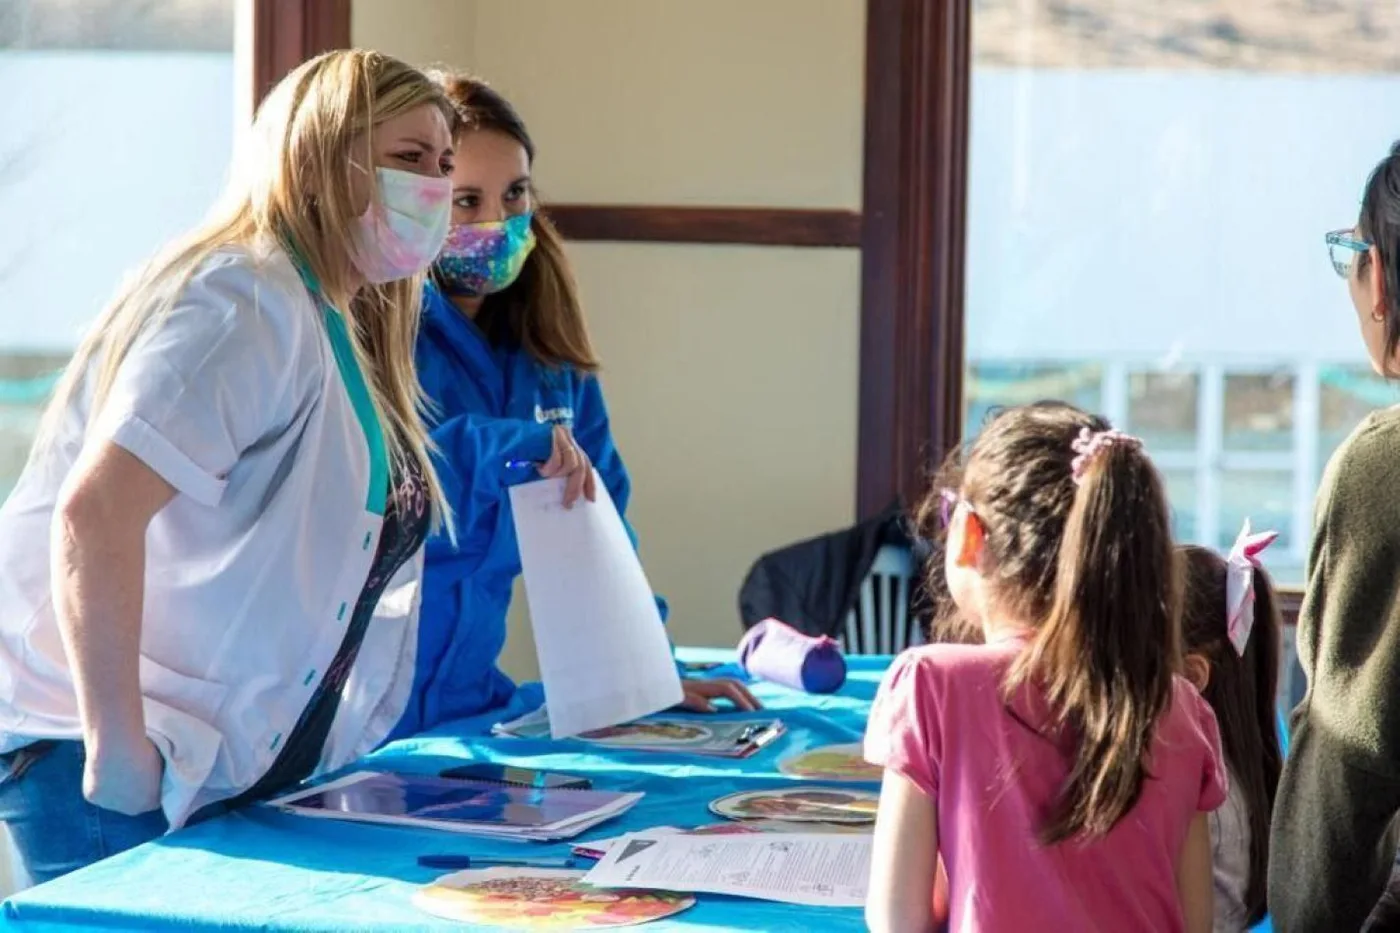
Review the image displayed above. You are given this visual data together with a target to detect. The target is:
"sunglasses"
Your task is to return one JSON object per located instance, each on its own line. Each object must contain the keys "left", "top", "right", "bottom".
{"left": 1326, "top": 229, "right": 1372, "bottom": 278}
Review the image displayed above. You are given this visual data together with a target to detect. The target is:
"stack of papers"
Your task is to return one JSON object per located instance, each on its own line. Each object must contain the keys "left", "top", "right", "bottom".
{"left": 494, "top": 707, "right": 785, "bottom": 759}
{"left": 267, "top": 771, "right": 642, "bottom": 842}
{"left": 582, "top": 831, "right": 871, "bottom": 907}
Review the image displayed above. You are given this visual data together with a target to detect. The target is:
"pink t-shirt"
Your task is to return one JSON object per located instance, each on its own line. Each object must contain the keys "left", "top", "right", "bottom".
{"left": 865, "top": 636, "right": 1227, "bottom": 933}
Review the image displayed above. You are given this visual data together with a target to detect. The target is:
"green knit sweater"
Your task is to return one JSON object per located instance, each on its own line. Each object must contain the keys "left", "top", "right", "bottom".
{"left": 1271, "top": 406, "right": 1400, "bottom": 932}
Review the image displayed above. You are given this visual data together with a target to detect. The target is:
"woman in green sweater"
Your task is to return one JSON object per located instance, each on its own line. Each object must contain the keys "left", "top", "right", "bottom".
{"left": 1270, "top": 141, "right": 1400, "bottom": 931}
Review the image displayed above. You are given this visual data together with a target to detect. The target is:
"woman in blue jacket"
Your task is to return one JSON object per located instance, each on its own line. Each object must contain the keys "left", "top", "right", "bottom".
{"left": 390, "top": 72, "right": 759, "bottom": 740}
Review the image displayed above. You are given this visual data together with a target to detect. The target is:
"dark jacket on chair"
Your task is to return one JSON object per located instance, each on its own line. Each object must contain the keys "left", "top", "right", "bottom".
{"left": 737, "top": 501, "right": 933, "bottom": 644}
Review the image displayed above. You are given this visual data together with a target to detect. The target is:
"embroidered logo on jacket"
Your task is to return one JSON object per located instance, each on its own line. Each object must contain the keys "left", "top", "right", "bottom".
{"left": 535, "top": 404, "right": 574, "bottom": 426}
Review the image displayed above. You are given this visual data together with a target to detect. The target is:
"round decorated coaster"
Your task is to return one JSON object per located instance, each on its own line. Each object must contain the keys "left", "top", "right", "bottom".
{"left": 709, "top": 786, "right": 880, "bottom": 824}
{"left": 413, "top": 868, "right": 694, "bottom": 930}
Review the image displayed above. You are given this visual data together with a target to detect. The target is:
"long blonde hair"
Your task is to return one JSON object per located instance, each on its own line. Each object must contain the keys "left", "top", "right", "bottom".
{"left": 41, "top": 49, "right": 451, "bottom": 524}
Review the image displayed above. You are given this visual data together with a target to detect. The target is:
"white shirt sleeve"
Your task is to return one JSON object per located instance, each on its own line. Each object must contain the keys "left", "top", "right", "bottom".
{"left": 91, "top": 253, "right": 305, "bottom": 507}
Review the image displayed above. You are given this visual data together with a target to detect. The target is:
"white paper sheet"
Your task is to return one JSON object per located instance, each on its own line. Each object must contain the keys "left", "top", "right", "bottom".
{"left": 572, "top": 826, "right": 683, "bottom": 858}
{"left": 581, "top": 832, "right": 871, "bottom": 908}
{"left": 510, "top": 475, "right": 684, "bottom": 738}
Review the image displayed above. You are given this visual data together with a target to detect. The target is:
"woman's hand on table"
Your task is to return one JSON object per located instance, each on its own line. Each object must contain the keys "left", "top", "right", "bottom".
{"left": 84, "top": 734, "right": 164, "bottom": 816}
{"left": 678, "top": 678, "right": 762, "bottom": 713}
{"left": 539, "top": 425, "right": 596, "bottom": 508}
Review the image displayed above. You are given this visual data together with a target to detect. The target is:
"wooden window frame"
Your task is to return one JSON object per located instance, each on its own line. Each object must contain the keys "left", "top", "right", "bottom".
{"left": 249, "top": 0, "right": 349, "bottom": 107}
{"left": 855, "top": 0, "right": 970, "bottom": 520}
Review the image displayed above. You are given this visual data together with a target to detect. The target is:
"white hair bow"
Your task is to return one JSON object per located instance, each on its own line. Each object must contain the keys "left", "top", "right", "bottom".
{"left": 1225, "top": 519, "right": 1278, "bottom": 656}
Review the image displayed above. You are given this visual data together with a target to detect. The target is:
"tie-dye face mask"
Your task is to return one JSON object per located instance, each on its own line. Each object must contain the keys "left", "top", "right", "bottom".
{"left": 349, "top": 167, "right": 453, "bottom": 284}
{"left": 434, "top": 212, "right": 537, "bottom": 297}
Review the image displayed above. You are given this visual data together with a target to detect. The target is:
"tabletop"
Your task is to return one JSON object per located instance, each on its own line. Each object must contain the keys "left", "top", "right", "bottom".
{"left": 0, "top": 649, "right": 888, "bottom": 932}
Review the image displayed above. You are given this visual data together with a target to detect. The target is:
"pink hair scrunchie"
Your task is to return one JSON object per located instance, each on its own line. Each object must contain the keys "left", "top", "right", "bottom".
{"left": 1069, "top": 427, "right": 1143, "bottom": 485}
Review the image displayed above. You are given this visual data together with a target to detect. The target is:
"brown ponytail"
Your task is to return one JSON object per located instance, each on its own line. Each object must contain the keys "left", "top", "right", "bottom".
{"left": 923, "top": 401, "right": 1180, "bottom": 842}
{"left": 1013, "top": 435, "right": 1179, "bottom": 841}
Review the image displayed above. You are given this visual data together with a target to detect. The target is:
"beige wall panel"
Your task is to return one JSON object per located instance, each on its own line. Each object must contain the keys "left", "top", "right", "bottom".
{"left": 497, "top": 242, "right": 860, "bottom": 680}
{"left": 352, "top": 0, "right": 478, "bottom": 67}
{"left": 466, "top": 0, "right": 865, "bottom": 208}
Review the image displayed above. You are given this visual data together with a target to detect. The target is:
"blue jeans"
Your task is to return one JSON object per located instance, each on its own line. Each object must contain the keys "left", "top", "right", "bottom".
{"left": 0, "top": 741, "right": 167, "bottom": 885}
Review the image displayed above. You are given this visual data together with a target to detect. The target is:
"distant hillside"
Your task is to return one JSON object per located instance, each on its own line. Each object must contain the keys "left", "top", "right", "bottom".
{"left": 974, "top": 0, "right": 1400, "bottom": 72}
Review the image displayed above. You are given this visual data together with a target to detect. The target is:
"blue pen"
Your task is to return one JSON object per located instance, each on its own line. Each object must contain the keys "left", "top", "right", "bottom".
{"left": 504, "top": 459, "right": 544, "bottom": 471}
{"left": 418, "top": 854, "right": 579, "bottom": 871}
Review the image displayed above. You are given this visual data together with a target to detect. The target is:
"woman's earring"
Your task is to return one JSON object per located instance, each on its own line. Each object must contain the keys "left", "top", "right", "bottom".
{"left": 1373, "top": 308, "right": 1386, "bottom": 322}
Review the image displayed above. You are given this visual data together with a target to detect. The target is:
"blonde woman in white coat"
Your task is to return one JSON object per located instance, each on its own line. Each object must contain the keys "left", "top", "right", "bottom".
{"left": 0, "top": 49, "right": 458, "bottom": 882}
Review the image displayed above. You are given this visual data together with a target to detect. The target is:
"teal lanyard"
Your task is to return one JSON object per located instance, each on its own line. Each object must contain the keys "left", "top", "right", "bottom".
{"left": 287, "top": 247, "right": 389, "bottom": 517}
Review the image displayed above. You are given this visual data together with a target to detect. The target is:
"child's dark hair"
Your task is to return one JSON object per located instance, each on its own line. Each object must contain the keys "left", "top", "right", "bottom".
{"left": 915, "top": 401, "right": 1180, "bottom": 843}
{"left": 1179, "top": 545, "right": 1282, "bottom": 926}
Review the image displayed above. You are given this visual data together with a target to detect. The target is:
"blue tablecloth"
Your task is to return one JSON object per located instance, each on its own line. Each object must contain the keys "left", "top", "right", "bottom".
{"left": 0, "top": 650, "right": 885, "bottom": 932}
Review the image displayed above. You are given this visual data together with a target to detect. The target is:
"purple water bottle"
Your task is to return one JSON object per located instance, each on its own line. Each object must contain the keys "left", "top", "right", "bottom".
{"left": 737, "top": 618, "right": 847, "bottom": 694}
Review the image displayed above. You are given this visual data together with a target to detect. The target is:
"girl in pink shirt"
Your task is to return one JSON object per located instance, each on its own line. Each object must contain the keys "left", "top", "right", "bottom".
{"left": 864, "top": 402, "right": 1227, "bottom": 933}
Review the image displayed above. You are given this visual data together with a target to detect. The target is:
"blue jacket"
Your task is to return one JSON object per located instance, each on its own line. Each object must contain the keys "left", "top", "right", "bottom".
{"left": 389, "top": 282, "right": 668, "bottom": 740}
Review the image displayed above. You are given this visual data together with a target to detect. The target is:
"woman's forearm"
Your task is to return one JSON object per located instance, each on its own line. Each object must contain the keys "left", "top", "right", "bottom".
{"left": 50, "top": 443, "right": 174, "bottom": 752}
{"left": 52, "top": 487, "right": 151, "bottom": 750}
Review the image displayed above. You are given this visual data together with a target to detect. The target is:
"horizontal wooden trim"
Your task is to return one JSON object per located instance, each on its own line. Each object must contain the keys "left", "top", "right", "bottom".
{"left": 544, "top": 205, "right": 862, "bottom": 248}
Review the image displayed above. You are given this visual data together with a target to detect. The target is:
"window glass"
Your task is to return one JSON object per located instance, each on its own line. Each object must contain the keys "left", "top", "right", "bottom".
{"left": 1224, "top": 372, "right": 1293, "bottom": 453}
{"left": 1127, "top": 372, "right": 1197, "bottom": 452}
{"left": 964, "top": 0, "right": 1400, "bottom": 584}
{"left": 0, "top": 0, "right": 235, "bottom": 500}
{"left": 1161, "top": 468, "right": 1197, "bottom": 543}
{"left": 964, "top": 362, "right": 1102, "bottom": 439}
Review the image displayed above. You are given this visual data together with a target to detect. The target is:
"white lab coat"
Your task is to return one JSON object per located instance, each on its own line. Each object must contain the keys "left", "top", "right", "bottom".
{"left": 0, "top": 240, "right": 421, "bottom": 828}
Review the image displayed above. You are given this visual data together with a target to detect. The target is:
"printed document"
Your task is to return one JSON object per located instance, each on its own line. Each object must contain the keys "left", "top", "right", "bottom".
{"left": 510, "top": 475, "right": 684, "bottom": 737}
{"left": 582, "top": 832, "right": 870, "bottom": 907}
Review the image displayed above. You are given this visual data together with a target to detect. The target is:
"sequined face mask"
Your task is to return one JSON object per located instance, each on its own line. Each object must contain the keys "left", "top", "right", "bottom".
{"left": 434, "top": 212, "right": 537, "bottom": 297}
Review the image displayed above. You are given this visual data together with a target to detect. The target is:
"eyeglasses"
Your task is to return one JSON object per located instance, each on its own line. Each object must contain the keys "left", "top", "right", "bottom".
{"left": 1326, "top": 229, "right": 1371, "bottom": 278}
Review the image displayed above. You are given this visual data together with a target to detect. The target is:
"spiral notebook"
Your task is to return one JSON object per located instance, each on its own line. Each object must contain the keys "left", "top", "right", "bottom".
{"left": 267, "top": 770, "right": 641, "bottom": 841}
